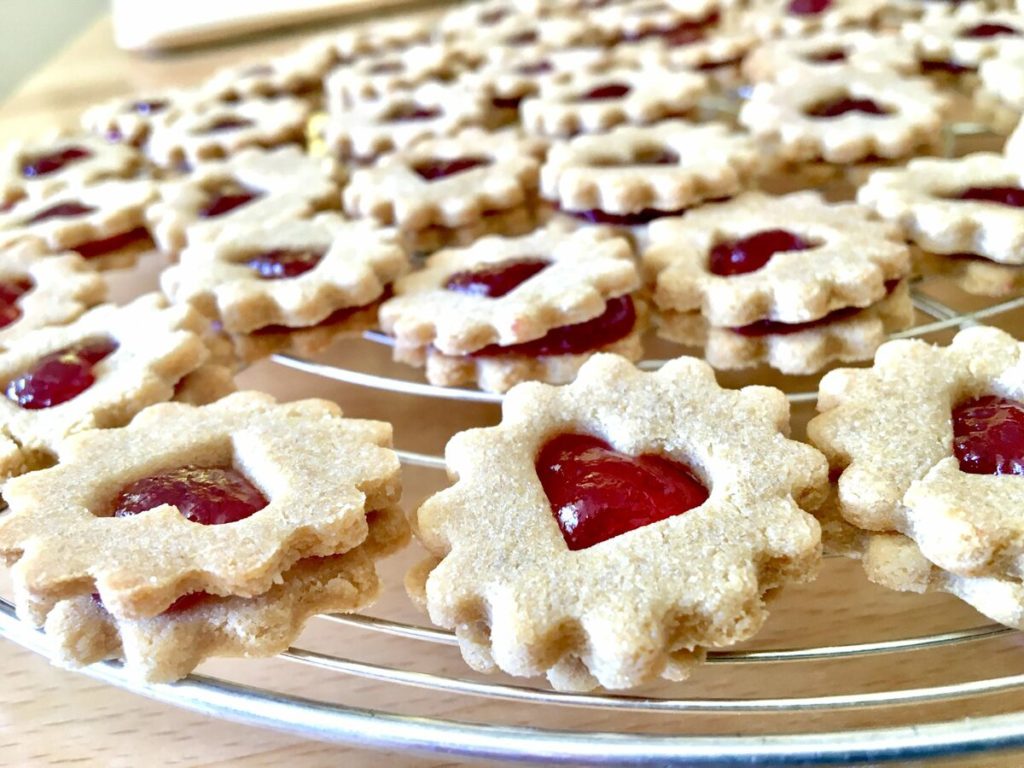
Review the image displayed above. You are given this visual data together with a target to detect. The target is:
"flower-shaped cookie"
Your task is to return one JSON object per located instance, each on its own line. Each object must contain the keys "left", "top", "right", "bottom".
{"left": 902, "top": 6, "right": 1024, "bottom": 71}
{"left": 0, "top": 135, "right": 142, "bottom": 201}
{"left": 344, "top": 129, "right": 546, "bottom": 230}
{"left": 146, "top": 146, "right": 341, "bottom": 254}
{"left": 743, "top": 30, "right": 918, "bottom": 82}
{"left": 745, "top": 0, "right": 892, "bottom": 39}
{"left": 380, "top": 223, "right": 638, "bottom": 355}
{"left": 643, "top": 191, "right": 911, "bottom": 326}
{"left": 201, "top": 39, "right": 338, "bottom": 102}
{"left": 0, "top": 242, "right": 106, "bottom": 348}
{"left": 445, "top": 11, "right": 604, "bottom": 48}
{"left": 592, "top": 0, "right": 722, "bottom": 44}
{"left": 520, "top": 66, "right": 707, "bottom": 137}
{"left": 739, "top": 68, "right": 949, "bottom": 164}
{"left": 81, "top": 90, "right": 204, "bottom": 146}
{"left": 44, "top": 505, "right": 410, "bottom": 682}
{"left": 541, "top": 120, "right": 760, "bottom": 218}
{"left": 146, "top": 97, "right": 312, "bottom": 168}
{"left": 858, "top": 153, "right": 1024, "bottom": 264}
{"left": 979, "top": 39, "right": 1024, "bottom": 109}
{"left": 411, "top": 353, "right": 826, "bottom": 690}
{"left": 641, "top": 30, "right": 760, "bottom": 78}
{"left": 809, "top": 326, "right": 1024, "bottom": 580}
{"left": 0, "top": 390, "right": 402, "bottom": 623}
{"left": 162, "top": 213, "right": 408, "bottom": 334}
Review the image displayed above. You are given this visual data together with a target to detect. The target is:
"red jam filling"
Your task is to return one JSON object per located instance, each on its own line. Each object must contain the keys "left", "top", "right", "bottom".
{"left": 588, "top": 148, "right": 680, "bottom": 166}
{"left": 921, "top": 60, "right": 975, "bottom": 74}
{"left": 806, "top": 48, "right": 848, "bottom": 63}
{"left": 731, "top": 279, "right": 899, "bottom": 336}
{"left": 578, "top": 83, "right": 632, "bottom": 101}
{"left": 565, "top": 207, "right": 688, "bottom": 225}
{"left": 788, "top": 0, "right": 831, "bottom": 14}
{"left": 26, "top": 201, "right": 96, "bottom": 225}
{"left": 445, "top": 258, "right": 549, "bottom": 298}
{"left": 412, "top": 156, "right": 491, "bottom": 181}
{"left": 0, "top": 278, "right": 33, "bottom": 329}
{"left": 471, "top": 295, "right": 636, "bottom": 358}
{"left": 709, "top": 229, "right": 815, "bottom": 276}
{"left": 198, "top": 185, "right": 263, "bottom": 218}
{"left": 246, "top": 248, "right": 324, "bottom": 279}
{"left": 505, "top": 30, "right": 539, "bottom": 45}
{"left": 386, "top": 104, "right": 441, "bottom": 122}
{"left": 806, "top": 97, "right": 892, "bottom": 118}
{"left": 73, "top": 227, "right": 151, "bottom": 260}
{"left": 201, "top": 116, "right": 255, "bottom": 134}
{"left": 954, "top": 186, "right": 1024, "bottom": 207}
{"left": 493, "top": 95, "right": 525, "bottom": 109}
{"left": 952, "top": 395, "right": 1024, "bottom": 475}
{"left": 536, "top": 433, "right": 708, "bottom": 550}
{"left": 961, "top": 22, "right": 1019, "bottom": 38}
{"left": 517, "top": 60, "right": 554, "bottom": 75}
{"left": 21, "top": 147, "right": 93, "bottom": 178}
{"left": 5, "top": 337, "right": 118, "bottom": 410}
{"left": 112, "top": 465, "right": 268, "bottom": 524}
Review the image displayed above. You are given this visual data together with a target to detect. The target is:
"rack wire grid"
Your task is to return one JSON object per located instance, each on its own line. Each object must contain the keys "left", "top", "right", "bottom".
{"left": 4, "top": 121, "right": 1024, "bottom": 766}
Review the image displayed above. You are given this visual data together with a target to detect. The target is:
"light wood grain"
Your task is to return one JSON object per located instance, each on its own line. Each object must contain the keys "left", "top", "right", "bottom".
{"left": 1, "top": 13, "right": 1024, "bottom": 768}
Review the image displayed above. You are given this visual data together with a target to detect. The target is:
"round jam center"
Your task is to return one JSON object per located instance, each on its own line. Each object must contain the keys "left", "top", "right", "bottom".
{"left": 709, "top": 229, "right": 815, "bottom": 276}
{"left": 199, "top": 185, "right": 263, "bottom": 218}
{"left": 788, "top": 0, "right": 832, "bottom": 13}
{"left": 806, "top": 97, "right": 891, "bottom": 118}
{"left": 536, "top": 433, "right": 709, "bottom": 550}
{"left": 445, "top": 258, "right": 550, "bottom": 298}
{"left": 412, "top": 156, "right": 491, "bottom": 181}
{"left": 246, "top": 248, "right": 325, "bottom": 279}
{"left": 0, "top": 277, "right": 34, "bottom": 330}
{"left": 21, "top": 147, "right": 93, "bottom": 178}
{"left": 952, "top": 395, "right": 1024, "bottom": 476}
{"left": 961, "top": 22, "right": 1019, "bottom": 38}
{"left": 955, "top": 186, "right": 1024, "bottom": 207}
{"left": 6, "top": 337, "right": 118, "bottom": 410}
{"left": 112, "top": 465, "right": 269, "bottom": 525}
{"left": 578, "top": 83, "right": 632, "bottom": 101}
{"left": 26, "top": 201, "right": 96, "bottom": 225}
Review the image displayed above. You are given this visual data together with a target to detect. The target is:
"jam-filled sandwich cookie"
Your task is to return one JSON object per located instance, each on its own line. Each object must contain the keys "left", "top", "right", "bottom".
{"left": 379, "top": 223, "right": 642, "bottom": 393}
{"left": 742, "top": 30, "right": 918, "bottom": 83}
{"left": 45, "top": 505, "right": 409, "bottom": 682}
{"left": 161, "top": 212, "right": 408, "bottom": 335}
{"left": 146, "top": 146, "right": 342, "bottom": 254}
{"left": 901, "top": 6, "right": 1024, "bottom": 75}
{"left": 809, "top": 326, "right": 1024, "bottom": 583}
{"left": 0, "top": 390, "right": 402, "bottom": 625}
{"left": 0, "top": 135, "right": 142, "bottom": 202}
{"left": 344, "top": 129, "right": 546, "bottom": 231}
{"left": 541, "top": 120, "right": 760, "bottom": 225}
{"left": 410, "top": 353, "right": 827, "bottom": 690}
{"left": 201, "top": 38, "right": 339, "bottom": 103}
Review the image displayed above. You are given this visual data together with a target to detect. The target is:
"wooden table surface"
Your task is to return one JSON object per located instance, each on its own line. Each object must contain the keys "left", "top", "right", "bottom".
{"left": 2, "top": 12, "right": 1024, "bottom": 768}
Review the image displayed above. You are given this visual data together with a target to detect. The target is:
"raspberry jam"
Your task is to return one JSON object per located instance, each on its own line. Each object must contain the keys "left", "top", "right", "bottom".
{"left": 112, "top": 465, "right": 269, "bottom": 525}
{"left": 806, "top": 48, "right": 848, "bottom": 63}
{"left": 709, "top": 229, "right": 815, "bottom": 276}
{"left": 445, "top": 258, "right": 549, "bottom": 298}
{"left": 201, "top": 116, "right": 255, "bottom": 134}
{"left": 578, "top": 83, "right": 632, "bottom": 101}
{"left": 954, "top": 187, "right": 1024, "bottom": 207}
{"left": 566, "top": 207, "right": 687, "bottom": 225}
{"left": 412, "top": 156, "right": 491, "bottom": 181}
{"left": 536, "top": 433, "right": 708, "bottom": 550}
{"left": 386, "top": 104, "right": 441, "bottom": 122}
{"left": 921, "top": 60, "right": 975, "bottom": 75}
{"left": 246, "top": 248, "right": 325, "bottom": 279}
{"left": 74, "top": 227, "right": 151, "bottom": 260}
{"left": 806, "top": 97, "right": 891, "bottom": 118}
{"left": 952, "top": 395, "right": 1024, "bottom": 475}
{"left": 21, "top": 147, "right": 93, "bottom": 178}
{"left": 26, "top": 201, "right": 96, "bottom": 225}
{"left": 471, "top": 295, "right": 636, "bottom": 357}
{"left": 0, "top": 278, "right": 33, "bottom": 329}
{"left": 198, "top": 185, "right": 263, "bottom": 218}
{"left": 961, "top": 22, "right": 1019, "bottom": 38}
{"left": 6, "top": 337, "right": 118, "bottom": 409}
{"left": 788, "top": 0, "right": 831, "bottom": 13}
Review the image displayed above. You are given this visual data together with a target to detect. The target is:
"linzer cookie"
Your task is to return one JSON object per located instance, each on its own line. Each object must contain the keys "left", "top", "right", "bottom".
{"left": 591, "top": 0, "right": 721, "bottom": 44}
{"left": 146, "top": 146, "right": 341, "bottom": 254}
{"left": 0, "top": 390, "right": 402, "bottom": 624}
{"left": 742, "top": 30, "right": 918, "bottom": 82}
{"left": 161, "top": 213, "right": 408, "bottom": 334}
{"left": 45, "top": 505, "right": 409, "bottom": 682}
{"left": 202, "top": 39, "right": 339, "bottom": 102}
{"left": 410, "top": 353, "right": 826, "bottom": 690}
{"left": 858, "top": 153, "right": 1024, "bottom": 264}
{"left": 809, "top": 326, "right": 1024, "bottom": 581}
{"left": 902, "top": 6, "right": 1024, "bottom": 73}
{"left": 344, "top": 129, "right": 546, "bottom": 230}
{"left": 0, "top": 135, "right": 142, "bottom": 201}
{"left": 541, "top": 120, "right": 760, "bottom": 224}
{"left": 739, "top": 68, "right": 949, "bottom": 164}
{"left": 642, "top": 191, "right": 911, "bottom": 326}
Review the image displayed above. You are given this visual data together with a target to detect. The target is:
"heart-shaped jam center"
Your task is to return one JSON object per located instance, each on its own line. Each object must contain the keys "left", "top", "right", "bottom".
{"left": 788, "top": 0, "right": 832, "bottom": 14}
{"left": 200, "top": 116, "right": 255, "bottom": 134}
{"left": 412, "top": 156, "right": 491, "bottom": 181}
{"left": 246, "top": 248, "right": 325, "bottom": 279}
{"left": 445, "top": 258, "right": 550, "bottom": 298}
{"left": 6, "top": 337, "right": 118, "bottom": 410}
{"left": 536, "top": 433, "right": 708, "bottom": 550}
{"left": 21, "top": 147, "right": 93, "bottom": 178}
{"left": 961, "top": 22, "right": 1019, "bottom": 38}
{"left": 112, "top": 465, "right": 268, "bottom": 524}
{"left": 74, "top": 227, "right": 151, "bottom": 260}
{"left": 26, "top": 201, "right": 96, "bottom": 225}
{"left": 0, "top": 278, "right": 33, "bottom": 330}
{"left": 578, "top": 83, "right": 632, "bottom": 102}
{"left": 709, "top": 229, "right": 816, "bottom": 276}
{"left": 199, "top": 185, "right": 263, "bottom": 218}
{"left": 953, "top": 395, "right": 1024, "bottom": 475}
{"left": 806, "top": 97, "right": 892, "bottom": 118}
{"left": 386, "top": 104, "right": 441, "bottom": 123}
{"left": 471, "top": 295, "right": 636, "bottom": 358}
{"left": 954, "top": 186, "right": 1024, "bottom": 207}
{"left": 806, "top": 48, "right": 848, "bottom": 63}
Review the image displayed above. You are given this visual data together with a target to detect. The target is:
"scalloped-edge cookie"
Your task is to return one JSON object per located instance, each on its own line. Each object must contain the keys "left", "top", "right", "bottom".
{"left": 0, "top": 390, "right": 402, "bottom": 624}
{"left": 902, "top": 6, "right": 1024, "bottom": 70}
{"left": 742, "top": 30, "right": 918, "bottom": 82}
{"left": 591, "top": 0, "right": 721, "bottom": 43}
{"left": 541, "top": 120, "right": 760, "bottom": 216}
{"left": 643, "top": 191, "right": 911, "bottom": 326}
{"left": 0, "top": 134, "right": 142, "bottom": 201}
{"left": 161, "top": 212, "right": 408, "bottom": 334}
{"left": 738, "top": 68, "right": 949, "bottom": 164}
{"left": 410, "top": 353, "right": 826, "bottom": 690}
{"left": 979, "top": 39, "right": 1024, "bottom": 109}
{"left": 520, "top": 66, "right": 707, "bottom": 137}
{"left": 146, "top": 146, "right": 341, "bottom": 254}
{"left": 745, "top": 0, "right": 892, "bottom": 39}
{"left": 380, "top": 222, "right": 638, "bottom": 355}
{"left": 857, "top": 152, "right": 1024, "bottom": 264}
{"left": 44, "top": 505, "right": 410, "bottom": 682}
{"left": 344, "top": 129, "right": 546, "bottom": 231}
{"left": 657, "top": 280, "right": 914, "bottom": 374}
{"left": 809, "top": 326, "right": 1024, "bottom": 580}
